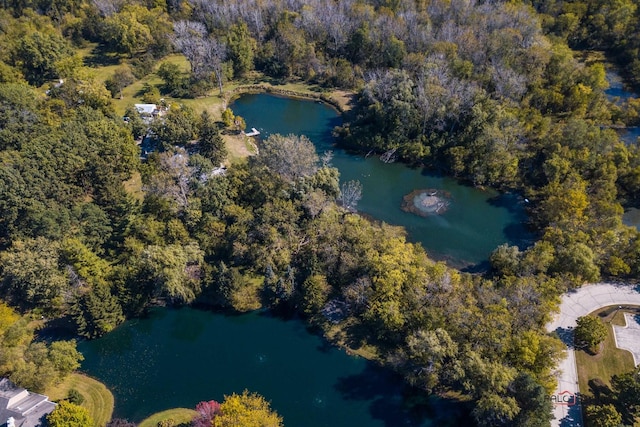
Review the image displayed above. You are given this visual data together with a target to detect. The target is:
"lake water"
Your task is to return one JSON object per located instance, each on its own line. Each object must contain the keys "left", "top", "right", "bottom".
{"left": 232, "top": 93, "right": 532, "bottom": 268}
{"left": 79, "top": 307, "right": 463, "bottom": 426}
{"left": 79, "top": 93, "right": 530, "bottom": 426}
{"left": 606, "top": 69, "right": 640, "bottom": 145}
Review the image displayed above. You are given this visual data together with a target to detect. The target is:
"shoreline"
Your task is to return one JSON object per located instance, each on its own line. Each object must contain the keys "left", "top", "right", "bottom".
{"left": 224, "top": 84, "right": 353, "bottom": 114}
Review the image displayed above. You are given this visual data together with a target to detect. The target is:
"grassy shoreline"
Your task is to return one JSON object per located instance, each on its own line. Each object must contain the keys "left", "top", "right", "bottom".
{"left": 45, "top": 372, "right": 114, "bottom": 427}
{"left": 138, "top": 408, "right": 198, "bottom": 427}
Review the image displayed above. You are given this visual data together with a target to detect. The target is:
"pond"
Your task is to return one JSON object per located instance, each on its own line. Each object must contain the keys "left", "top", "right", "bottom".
{"left": 79, "top": 307, "right": 463, "bottom": 426}
{"left": 606, "top": 69, "right": 640, "bottom": 145}
{"left": 231, "top": 93, "right": 532, "bottom": 269}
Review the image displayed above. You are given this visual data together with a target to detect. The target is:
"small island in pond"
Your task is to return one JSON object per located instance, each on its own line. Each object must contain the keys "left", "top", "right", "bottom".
{"left": 401, "top": 189, "right": 451, "bottom": 216}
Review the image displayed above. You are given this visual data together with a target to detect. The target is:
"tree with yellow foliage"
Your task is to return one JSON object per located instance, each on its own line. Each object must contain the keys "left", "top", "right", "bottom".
{"left": 215, "top": 390, "right": 283, "bottom": 427}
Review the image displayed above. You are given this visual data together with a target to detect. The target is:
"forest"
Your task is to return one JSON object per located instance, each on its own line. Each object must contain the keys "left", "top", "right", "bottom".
{"left": 0, "top": 0, "right": 640, "bottom": 425}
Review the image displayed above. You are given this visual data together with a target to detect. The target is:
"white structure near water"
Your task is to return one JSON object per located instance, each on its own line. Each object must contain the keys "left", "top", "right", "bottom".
{"left": 0, "top": 379, "right": 56, "bottom": 427}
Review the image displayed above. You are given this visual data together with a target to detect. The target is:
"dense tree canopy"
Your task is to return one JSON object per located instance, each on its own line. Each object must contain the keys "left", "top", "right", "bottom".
{"left": 0, "top": 0, "right": 639, "bottom": 424}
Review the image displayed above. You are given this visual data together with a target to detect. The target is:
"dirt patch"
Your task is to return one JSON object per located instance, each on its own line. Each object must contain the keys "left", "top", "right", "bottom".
{"left": 224, "top": 134, "right": 257, "bottom": 163}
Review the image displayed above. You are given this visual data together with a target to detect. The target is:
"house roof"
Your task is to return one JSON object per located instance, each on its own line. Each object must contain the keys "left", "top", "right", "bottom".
{"left": 0, "top": 379, "right": 56, "bottom": 427}
{"left": 134, "top": 104, "right": 157, "bottom": 115}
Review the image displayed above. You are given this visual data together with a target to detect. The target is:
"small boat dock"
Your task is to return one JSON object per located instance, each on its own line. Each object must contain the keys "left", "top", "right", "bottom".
{"left": 245, "top": 127, "right": 260, "bottom": 137}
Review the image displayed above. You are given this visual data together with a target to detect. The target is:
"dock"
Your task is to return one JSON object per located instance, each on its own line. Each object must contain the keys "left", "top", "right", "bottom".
{"left": 245, "top": 127, "right": 260, "bottom": 137}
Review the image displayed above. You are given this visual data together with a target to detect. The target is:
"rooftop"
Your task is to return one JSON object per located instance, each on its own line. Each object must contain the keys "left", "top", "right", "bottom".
{"left": 0, "top": 379, "right": 56, "bottom": 427}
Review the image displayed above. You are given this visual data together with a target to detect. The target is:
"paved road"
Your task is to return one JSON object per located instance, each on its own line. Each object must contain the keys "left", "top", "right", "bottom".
{"left": 546, "top": 282, "right": 640, "bottom": 427}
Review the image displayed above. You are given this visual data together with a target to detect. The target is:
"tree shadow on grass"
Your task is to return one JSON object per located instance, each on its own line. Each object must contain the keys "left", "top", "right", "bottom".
{"left": 83, "top": 44, "right": 123, "bottom": 68}
{"left": 587, "top": 378, "right": 613, "bottom": 402}
{"left": 334, "top": 363, "right": 466, "bottom": 427}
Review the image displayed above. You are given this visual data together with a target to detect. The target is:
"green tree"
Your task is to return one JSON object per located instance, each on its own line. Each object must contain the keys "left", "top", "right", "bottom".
{"left": 47, "top": 401, "right": 94, "bottom": 427}
{"left": 226, "top": 22, "right": 256, "bottom": 76}
{"left": 101, "top": 7, "right": 153, "bottom": 56}
{"left": 490, "top": 244, "right": 521, "bottom": 277}
{"left": 105, "top": 66, "right": 135, "bottom": 99}
{"left": 152, "top": 105, "right": 197, "bottom": 148}
{"left": 0, "top": 237, "right": 67, "bottom": 313}
{"left": 48, "top": 340, "right": 83, "bottom": 377}
{"left": 611, "top": 366, "right": 640, "bottom": 416}
{"left": 72, "top": 284, "right": 124, "bottom": 338}
{"left": 298, "top": 274, "right": 330, "bottom": 318}
{"left": 472, "top": 393, "right": 520, "bottom": 427}
{"left": 217, "top": 390, "right": 283, "bottom": 427}
{"left": 13, "top": 30, "right": 72, "bottom": 86}
{"left": 198, "top": 110, "right": 227, "bottom": 165}
{"left": 575, "top": 315, "right": 608, "bottom": 353}
{"left": 157, "top": 61, "right": 186, "bottom": 96}
{"left": 403, "top": 328, "right": 460, "bottom": 393}
{"left": 139, "top": 242, "right": 204, "bottom": 304}
{"left": 510, "top": 373, "right": 554, "bottom": 427}
{"left": 584, "top": 404, "right": 623, "bottom": 427}
{"left": 222, "top": 108, "right": 235, "bottom": 128}
{"left": 124, "top": 105, "right": 147, "bottom": 140}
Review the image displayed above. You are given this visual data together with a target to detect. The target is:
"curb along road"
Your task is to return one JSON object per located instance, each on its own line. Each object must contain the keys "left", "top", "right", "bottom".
{"left": 546, "top": 282, "right": 640, "bottom": 427}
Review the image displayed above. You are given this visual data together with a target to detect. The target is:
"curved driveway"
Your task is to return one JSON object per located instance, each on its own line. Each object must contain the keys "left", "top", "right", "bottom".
{"left": 546, "top": 282, "right": 640, "bottom": 427}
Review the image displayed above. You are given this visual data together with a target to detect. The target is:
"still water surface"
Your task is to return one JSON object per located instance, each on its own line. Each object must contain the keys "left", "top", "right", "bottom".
{"left": 232, "top": 93, "right": 531, "bottom": 268}
{"left": 80, "top": 93, "right": 531, "bottom": 426}
{"left": 79, "top": 308, "right": 461, "bottom": 426}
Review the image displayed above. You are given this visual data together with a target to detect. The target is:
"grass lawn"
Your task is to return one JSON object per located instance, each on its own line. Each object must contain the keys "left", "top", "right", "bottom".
{"left": 576, "top": 307, "right": 636, "bottom": 399}
{"left": 224, "top": 133, "right": 257, "bottom": 164}
{"left": 45, "top": 372, "right": 114, "bottom": 427}
{"left": 123, "top": 171, "right": 144, "bottom": 201}
{"left": 138, "top": 408, "right": 198, "bottom": 427}
{"left": 64, "top": 47, "right": 353, "bottom": 162}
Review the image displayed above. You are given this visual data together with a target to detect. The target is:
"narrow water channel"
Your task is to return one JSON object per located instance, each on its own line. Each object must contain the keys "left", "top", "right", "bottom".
{"left": 231, "top": 93, "right": 532, "bottom": 268}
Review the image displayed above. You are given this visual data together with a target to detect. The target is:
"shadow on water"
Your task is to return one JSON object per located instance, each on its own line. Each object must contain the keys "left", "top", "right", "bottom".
{"left": 461, "top": 260, "right": 491, "bottom": 274}
{"left": 335, "top": 363, "right": 467, "bottom": 427}
{"left": 169, "top": 308, "right": 207, "bottom": 342}
{"left": 486, "top": 192, "right": 528, "bottom": 214}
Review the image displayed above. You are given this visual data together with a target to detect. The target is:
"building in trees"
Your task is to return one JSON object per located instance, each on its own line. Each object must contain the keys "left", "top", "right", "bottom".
{"left": 0, "top": 378, "right": 56, "bottom": 427}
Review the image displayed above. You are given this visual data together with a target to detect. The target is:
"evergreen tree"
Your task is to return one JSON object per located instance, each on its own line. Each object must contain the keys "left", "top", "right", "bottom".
{"left": 198, "top": 111, "right": 227, "bottom": 165}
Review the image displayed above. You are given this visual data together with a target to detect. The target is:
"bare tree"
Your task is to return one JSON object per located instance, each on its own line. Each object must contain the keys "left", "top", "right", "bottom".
{"left": 203, "top": 37, "right": 227, "bottom": 95}
{"left": 144, "top": 148, "right": 195, "bottom": 211}
{"left": 172, "top": 21, "right": 227, "bottom": 94}
{"left": 92, "top": 0, "right": 123, "bottom": 16}
{"left": 338, "top": 180, "right": 362, "bottom": 212}
{"left": 256, "top": 133, "right": 319, "bottom": 182}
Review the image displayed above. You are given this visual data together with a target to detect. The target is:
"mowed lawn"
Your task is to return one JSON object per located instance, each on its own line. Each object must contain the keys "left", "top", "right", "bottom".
{"left": 576, "top": 308, "right": 636, "bottom": 398}
{"left": 138, "top": 408, "right": 198, "bottom": 427}
{"left": 73, "top": 44, "right": 352, "bottom": 164}
{"left": 46, "top": 373, "right": 114, "bottom": 427}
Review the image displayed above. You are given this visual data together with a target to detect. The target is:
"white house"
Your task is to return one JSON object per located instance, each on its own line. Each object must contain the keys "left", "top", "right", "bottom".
{"left": 134, "top": 103, "right": 158, "bottom": 116}
{"left": 0, "top": 379, "right": 56, "bottom": 427}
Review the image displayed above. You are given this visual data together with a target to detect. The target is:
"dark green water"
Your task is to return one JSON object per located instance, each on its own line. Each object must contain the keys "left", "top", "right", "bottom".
{"left": 606, "top": 69, "right": 640, "bottom": 144}
{"left": 79, "top": 94, "right": 529, "bottom": 426}
{"left": 79, "top": 308, "right": 460, "bottom": 426}
{"left": 232, "top": 93, "right": 532, "bottom": 268}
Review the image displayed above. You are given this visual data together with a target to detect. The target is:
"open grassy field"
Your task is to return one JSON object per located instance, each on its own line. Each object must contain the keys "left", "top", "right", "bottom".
{"left": 576, "top": 308, "right": 636, "bottom": 398}
{"left": 73, "top": 45, "right": 353, "bottom": 164}
{"left": 138, "top": 408, "right": 198, "bottom": 427}
{"left": 76, "top": 45, "right": 353, "bottom": 116}
{"left": 46, "top": 373, "right": 114, "bottom": 427}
